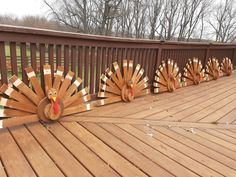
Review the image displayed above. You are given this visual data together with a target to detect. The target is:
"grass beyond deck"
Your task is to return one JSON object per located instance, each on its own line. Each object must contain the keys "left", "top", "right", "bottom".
{"left": 1, "top": 73, "right": 236, "bottom": 177}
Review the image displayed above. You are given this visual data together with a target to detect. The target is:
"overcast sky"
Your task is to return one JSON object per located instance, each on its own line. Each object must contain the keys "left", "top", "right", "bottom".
{"left": 0, "top": 0, "right": 50, "bottom": 18}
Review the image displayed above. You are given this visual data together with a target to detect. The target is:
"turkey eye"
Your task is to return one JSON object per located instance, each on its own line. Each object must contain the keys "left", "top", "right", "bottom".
{"left": 49, "top": 93, "right": 52, "bottom": 96}
{"left": 54, "top": 91, "right": 56, "bottom": 95}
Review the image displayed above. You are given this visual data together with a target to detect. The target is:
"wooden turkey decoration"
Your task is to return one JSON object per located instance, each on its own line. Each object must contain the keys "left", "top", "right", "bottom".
{"left": 0, "top": 64, "right": 92, "bottom": 128}
{"left": 182, "top": 58, "right": 205, "bottom": 86}
{"left": 221, "top": 57, "right": 233, "bottom": 76}
{"left": 97, "top": 60, "right": 150, "bottom": 106}
{"left": 205, "top": 57, "right": 222, "bottom": 81}
{"left": 153, "top": 59, "right": 182, "bottom": 93}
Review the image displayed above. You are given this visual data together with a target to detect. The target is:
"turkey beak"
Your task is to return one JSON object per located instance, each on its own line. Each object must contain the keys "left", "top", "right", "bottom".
{"left": 130, "top": 84, "right": 134, "bottom": 88}
{"left": 52, "top": 96, "right": 57, "bottom": 102}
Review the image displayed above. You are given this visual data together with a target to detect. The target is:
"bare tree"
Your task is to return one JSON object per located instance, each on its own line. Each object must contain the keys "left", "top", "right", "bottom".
{"left": 44, "top": 0, "right": 93, "bottom": 32}
{"left": 177, "top": 0, "right": 211, "bottom": 41}
{"left": 148, "top": 0, "right": 163, "bottom": 39}
{"left": 208, "top": 0, "right": 236, "bottom": 42}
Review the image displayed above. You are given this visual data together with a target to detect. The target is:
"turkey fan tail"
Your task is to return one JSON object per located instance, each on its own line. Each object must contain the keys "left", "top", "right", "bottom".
{"left": 58, "top": 71, "right": 75, "bottom": 99}
{"left": 113, "top": 61, "right": 123, "bottom": 85}
{"left": 63, "top": 87, "right": 90, "bottom": 108}
{"left": 62, "top": 103, "right": 93, "bottom": 116}
{"left": 182, "top": 58, "right": 205, "bottom": 86}
{"left": 64, "top": 77, "right": 82, "bottom": 99}
{"left": 127, "top": 60, "right": 133, "bottom": 81}
{"left": 25, "top": 66, "right": 45, "bottom": 99}
{"left": 53, "top": 66, "right": 64, "bottom": 92}
{"left": 0, "top": 115, "right": 39, "bottom": 129}
{"left": 43, "top": 64, "right": 53, "bottom": 92}
{"left": 97, "top": 60, "right": 149, "bottom": 106}
{"left": 9, "top": 75, "right": 41, "bottom": 105}
{"left": 221, "top": 57, "right": 233, "bottom": 76}
{"left": 105, "top": 67, "right": 122, "bottom": 89}
{"left": 134, "top": 76, "right": 149, "bottom": 94}
{"left": 96, "top": 96, "right": 122, "bottom": 106}
{"left": 205, "top": 58, "right": 221, "bottom": 81}
{"left": 153, "top": 60, "right": 181, "bottom": 93}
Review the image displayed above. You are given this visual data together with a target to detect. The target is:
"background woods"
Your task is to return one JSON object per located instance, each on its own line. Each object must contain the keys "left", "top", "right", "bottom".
{"left": 41, "top": 0, "right": 236, "bottom": 43}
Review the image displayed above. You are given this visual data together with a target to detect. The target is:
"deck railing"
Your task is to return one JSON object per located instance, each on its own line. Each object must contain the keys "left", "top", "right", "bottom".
{"left": 0, "top": 24, "right": 236, "bottom": 94}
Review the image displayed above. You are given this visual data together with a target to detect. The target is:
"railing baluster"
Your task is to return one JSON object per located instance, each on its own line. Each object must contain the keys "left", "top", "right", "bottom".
{"left": 90, "top": 47, "right": 95, "bottom": 94}
{"left": 56, "top": 45, "right": 62, "bottom": 67}
{"left": 64, "top": 45, "right": 69, "bottom": 74}
{"left": 10, "top": 42, "right": 17, "bottom": 76}
{"left": 30, "top": 43, "right": 37, "bottom": 73}
{"left": 0, "top": 42, "right": 7, "bottom": 84}
{"left": 96, "top": 47, "right": 102, "bottom": 93}
{"left": 48, "top": 44, "right": 54, "bottom": 77}
{"left": 20, "top": 42, "right": 28, "bottom": 84}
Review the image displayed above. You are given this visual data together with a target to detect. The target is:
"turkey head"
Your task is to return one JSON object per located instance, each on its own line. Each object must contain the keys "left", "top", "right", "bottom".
{"left": 44, "top": 88, "right": 63, "bottom": 121}
{"left": 121, "top": 80, "right": 134, "bottom": 102}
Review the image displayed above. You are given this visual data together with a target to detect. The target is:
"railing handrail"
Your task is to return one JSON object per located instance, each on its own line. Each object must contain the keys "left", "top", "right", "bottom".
{"left": 0, "top": 24, "right": 236, "bottom": 47}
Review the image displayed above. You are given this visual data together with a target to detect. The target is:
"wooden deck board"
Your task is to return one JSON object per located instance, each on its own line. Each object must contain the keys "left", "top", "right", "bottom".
{"left": 1, "top": 73, "right": 236, "bottom": 176}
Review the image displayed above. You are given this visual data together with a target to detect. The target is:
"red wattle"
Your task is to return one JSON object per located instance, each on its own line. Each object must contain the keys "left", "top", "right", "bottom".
{"left": 130, "top": 89, "right": 134, "bottom": 96}
{"left": 53, "top": 99, "right": 59, "bottom": 115}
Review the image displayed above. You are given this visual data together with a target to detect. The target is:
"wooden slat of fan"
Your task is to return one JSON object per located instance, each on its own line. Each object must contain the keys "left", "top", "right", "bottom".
{"left": 172, "top": 63, "right": 179, "bottom": 78}
{"left": 167, "top": 59, "right": 173, "bottom": 75}
{"left": 43, "top": 64, "right": 53, "bottom": 92}
{"left": 0, "top": 84, "right": 34, "bottom": 105}
{"left": 155, "top": 72, "right": 167, "bottom": 86}
{"left": 135, "top": 88, "right": 150, "bottom": 97}
{"left": 182, "top": 77, "right": 194, "bottom": 86}
{"left": 135, "top": 76, "right": 148, "bottom": 93}
{"left": 63, "top": 87, "right": 89, "bottom": 107}
{"left": 0, "top": 97, "right": 37, "bottom": 113}
{"left": 135, "top": 82, "right": 148, "bottom": 94}
{"left": 9, "top": 75, "right": 41, "bottom": 105}
{"left": 160, "top": 62, "right": 168, "bottom": 82}
{"left": 62, "top": 103, "right": 93, "bottom": 116}
{"left": 100, "top": 83, "right": 121, "bottom": 95}
{"left": 153, "top": 84, "right": 168, "bottom": 93}
{"left": 58, "top": 71, "right": 74, "bottom": 99}
{"left": 53, "top": 66, "right": 64, "bottom": 92}
{"left": 113, "top": 62, "right": 123, "bottom": 86}
{"left": 127, "top": 60, "right": 133, "bottom": 81}
{"left": 64, "top": 77, "right": 82, "bottom": 99}
{"left": 69, "top": 95, "right": 91, "bottom": 107}
{"left": 97, "top": 91, "right": 115, "bottom": 98}
{"left": 0, "top": 109, "right": 32, "bottom": 117}
{"left": 123, "top": 59, "right": 128, "bottom": 81}
{"left": 183, "top": 68, "right": 193, "bottom": 81}
{"left": 131, "top": 64, "right": 141, "bottom": 84}
{"left": 105, "top": 68, "right": 122, "bottom": 89}
{"left": 175, "top": 73, "right": 182, "bottom": 88}
{"left": 101, "top": 74, "right": 120, "bottom": 93}
{"left": 193, "top": 58, "right": 198, "bottom": 73}
{"left": 186, "top": 63, "right": 195, "bottom": 80}
{"left": 134, "top": 68, "right": 144, "bottom": 85}
{"left": 0, "top": 115, "right": 39, "bottom": 129}
{"left": 96, "top": 96, "right": 122, "bottom": 106}
{"left": 25, "top": 67, "right": 45, "bottom": 99}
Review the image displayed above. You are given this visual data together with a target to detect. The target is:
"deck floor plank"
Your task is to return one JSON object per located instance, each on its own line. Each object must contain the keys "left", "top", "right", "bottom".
{"left": 1, "top": 73, "right": 236, "bottom": 177}
{"left": 9, "top": 126, "right": 65, "bottom": 177}
{"left": 26, "top": 122, "right": 93, "bottom": 177}
{"left": 47, "top": 122, "right": 120, "bottom": 177}
{"left": 81, "top": 122, "right": 174, "bottom": 177}
{"left": 0, "top": 129, "right": 37, "bottom": 177}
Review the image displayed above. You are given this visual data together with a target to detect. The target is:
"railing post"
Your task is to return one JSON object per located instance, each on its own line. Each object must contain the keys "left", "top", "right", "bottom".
{"left": 204, "top": 43, "right": 211, "bottom": 67}
{"left": 155, "top": 41, "right": 164, "bottom": 69}
{"left": 0, "top": 41, "right": 7, "bottom": 84}
{"left": 232, "top": 46, "right": 236, "bottom": 67}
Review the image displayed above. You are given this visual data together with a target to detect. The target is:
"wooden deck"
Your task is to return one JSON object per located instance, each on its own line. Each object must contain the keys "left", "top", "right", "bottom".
{"left": 1, "top": 73, "right": 236, "bottom": 177}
